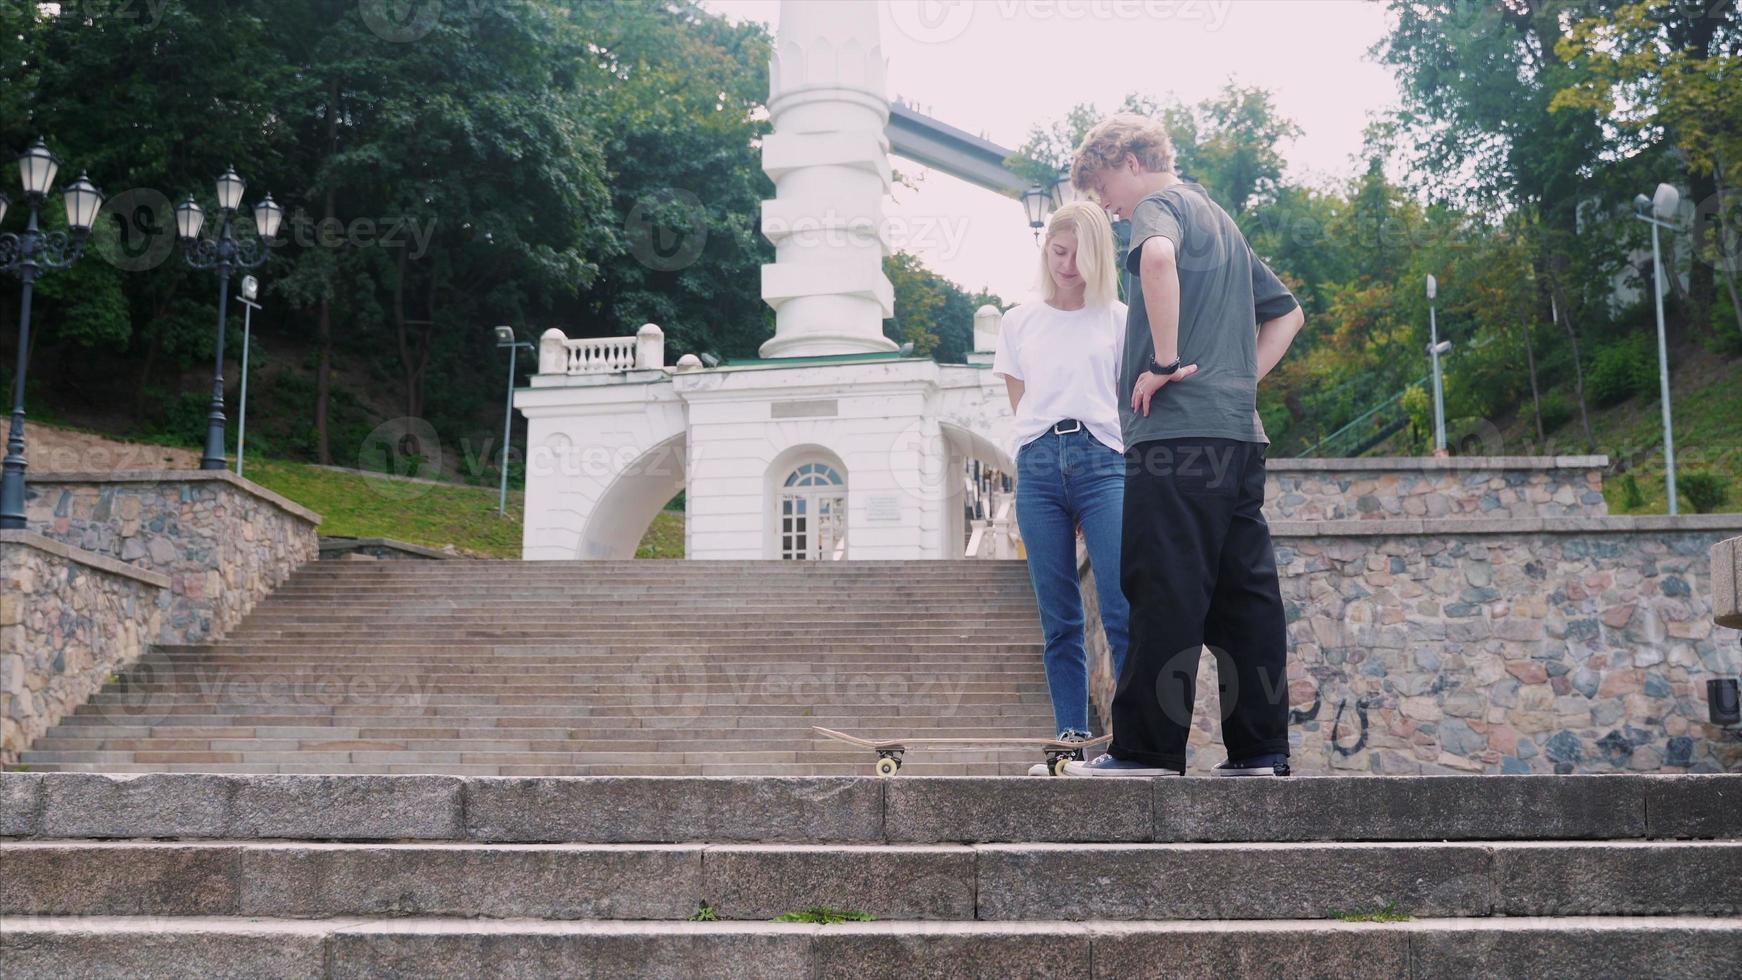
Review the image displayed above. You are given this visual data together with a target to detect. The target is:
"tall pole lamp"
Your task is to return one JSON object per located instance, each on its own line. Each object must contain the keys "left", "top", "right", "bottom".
{"left": 1425, "top": 274, "right": 1451, "bottom": 457}
{"left": 175, "top": 166, "right": 283, "bottom": 470}
{"left": 1632, "top": 183, "right": 1681, "bottom": 515}
{"left": 235, "top": 274, "right": 262, "bottom": 478}
{"left": 493, "top": 326, "right": 533, "bottom": 517}
{"left": 0, "top": 138, "right": 104, "bottom": 530}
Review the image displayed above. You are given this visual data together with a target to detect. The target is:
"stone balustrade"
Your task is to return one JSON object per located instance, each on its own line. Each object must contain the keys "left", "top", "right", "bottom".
{"left": 1, "top": 531, "right": 167, "bottom": 763}
{"left": 537, "top": 323, "right": 664, "bottom": 376}
{"left": 23, "top": 470, "right": 321, "bottom": 645}
{"left": 1083, "top": 511, "right": 1742, "bottom": 776}
{"left": 1265, "top": 456, "right": 1609, "bottom": 521}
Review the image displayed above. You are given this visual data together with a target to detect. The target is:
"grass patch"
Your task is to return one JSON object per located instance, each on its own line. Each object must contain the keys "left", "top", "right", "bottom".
{"left": 241, "top": 458, "right": 685, "bottom": 559}
{"left": 689, "top": 902, "right": 718, "bottom": 922}
{"left": 1329, "top": 902, "right": 1411, "bottom": 923}
{"left": 636, "top": 509, "right": 686, "bottom": 559}
{"left": 771, "top": 907, "right": 874, "bottom": 924}
{"left": 1590, "top": 358, "right": 1742, "bottom": 515}
{"left": 244, "top": 459, "right": 525, "bottom": 558}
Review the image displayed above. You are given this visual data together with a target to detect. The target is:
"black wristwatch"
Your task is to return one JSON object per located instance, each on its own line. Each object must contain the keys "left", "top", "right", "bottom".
{"left": 1148, "top": 356, "right": 1183, "bottom": 376}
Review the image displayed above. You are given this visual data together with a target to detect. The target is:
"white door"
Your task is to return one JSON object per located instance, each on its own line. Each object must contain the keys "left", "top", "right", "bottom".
{"left": 779, "top": 462, "right": 846, "bottom": 560}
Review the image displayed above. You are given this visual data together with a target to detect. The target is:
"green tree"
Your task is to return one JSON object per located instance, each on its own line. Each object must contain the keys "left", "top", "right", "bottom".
{"left": 1554, "top": 1, "right": 1742, "bottom": 341}
{"left": 882, "top": 253, "right": 1003, "bottom": 364}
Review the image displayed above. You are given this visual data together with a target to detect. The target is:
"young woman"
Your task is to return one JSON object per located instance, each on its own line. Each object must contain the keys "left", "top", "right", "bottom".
{"left": 991, "top": 201, "right": 1131, "bottom": 773}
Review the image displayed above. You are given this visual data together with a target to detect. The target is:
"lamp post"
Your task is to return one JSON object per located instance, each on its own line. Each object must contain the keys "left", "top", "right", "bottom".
{"left": 1425, "top": 273, "right": 1450, "bottom": 457}
{"left": 1633, "top": 183, "right": 1681, "bottom": 514}
{"left": 0, "top": 138, "right": 103, "bottom": 529}
{"left": 175, "top": 166, "right": 283, "bottom": 470}
{"left": 493, "top": 325, "right": 533, "bottom": 517}
{"left": 235, "top": 274, "right": 261, "bottom": 478}
{"left": 1021, "top": 183, "right": 1050, "bottom": 242}
{"left": 1049, "top": 166, "right": 1074, "bottom": 211}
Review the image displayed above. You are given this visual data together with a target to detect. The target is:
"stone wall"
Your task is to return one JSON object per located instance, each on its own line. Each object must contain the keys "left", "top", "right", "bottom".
{"left": 1083, "top": 514, "right": 1742, "bottom": 775}
{"left": 1715, "top": 536, "right": 1740, "bottom": 630}
{"left": 1264, "top": 456, "right": 1608, "bottom": 521}
{"left": 0, "top": 531, "right": 167, "bottom": 763}
{"left": 24, "top": 471, "right": 321, "bottom": 645}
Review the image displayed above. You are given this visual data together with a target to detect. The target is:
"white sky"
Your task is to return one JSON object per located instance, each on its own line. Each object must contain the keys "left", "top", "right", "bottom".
{"left": 700, "top": 0, "right": 1400, "bottom": 301}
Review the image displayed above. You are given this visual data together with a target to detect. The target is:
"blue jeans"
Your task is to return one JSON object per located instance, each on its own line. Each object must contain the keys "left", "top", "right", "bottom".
{"left": 1015, "top": 427, "right": 1131, "bottom": 735}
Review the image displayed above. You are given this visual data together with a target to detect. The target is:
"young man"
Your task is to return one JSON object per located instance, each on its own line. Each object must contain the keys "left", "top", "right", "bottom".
{"left": 1062, "top": 114, "right": 1306, "bottom": 777}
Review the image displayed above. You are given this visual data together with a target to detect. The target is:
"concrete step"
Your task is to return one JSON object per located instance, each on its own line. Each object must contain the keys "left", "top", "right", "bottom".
{"left": 22, "top": 728, "right": 1059, "bottom": 754}
{"left": 12, "top": 762, "right": 1045, "bottom": 777}
{"left": 111, "top": 666, "right": 1047, "bottom": 683}
{"left": 78, "top": 683, "right": 1047, "bottom": 702}
{"left": 5, "top": 839, "right": 1737, "bottom": 921}
{"left": 71, "top": 696, "right": 1048, "bottom": 715}
{"left": 133, "top": 651, "right": 1045, "bottom": 664}
{"left": 6, "top": 773, "right": 1736, "bottom": 844}
{"left": 2, "top": 915, "right": 1737, "bottom": 980}
{"left": 15, "top": 748, "right": 1045, "bottom": 769}
{"left": 46, "top": 713, "right": 1052, "bottom": 734}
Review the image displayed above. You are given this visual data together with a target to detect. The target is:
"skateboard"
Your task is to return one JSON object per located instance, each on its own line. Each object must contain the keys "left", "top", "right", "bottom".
{"left": 812, "top": 726, "right": 1113, "bottom": 777}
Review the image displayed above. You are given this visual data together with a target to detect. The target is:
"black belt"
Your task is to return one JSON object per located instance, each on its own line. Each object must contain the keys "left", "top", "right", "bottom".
{"left": 1050, "top": 419, "right": 1083, "bottom": 435}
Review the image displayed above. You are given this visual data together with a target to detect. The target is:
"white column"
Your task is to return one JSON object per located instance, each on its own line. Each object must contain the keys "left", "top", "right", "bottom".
{"left": 972, "top": 304, "right": 1001, "bottom": 354}
{"left": 635, "top": 322, "right": 664, "bottom": 369}
{"left": 757, "top": 0, "right": 896, "bottom": 358}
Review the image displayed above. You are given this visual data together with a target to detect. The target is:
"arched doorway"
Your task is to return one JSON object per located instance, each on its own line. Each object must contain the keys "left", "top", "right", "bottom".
{"left": 777, "top": 460, "right": 847, "bottom": 560}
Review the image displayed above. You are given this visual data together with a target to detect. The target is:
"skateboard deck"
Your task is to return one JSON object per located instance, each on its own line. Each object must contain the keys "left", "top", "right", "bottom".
{"left": 812, "top": 726, "right": 1112, "bottom": 776}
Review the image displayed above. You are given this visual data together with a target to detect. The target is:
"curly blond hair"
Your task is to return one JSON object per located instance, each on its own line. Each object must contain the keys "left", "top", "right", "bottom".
{"left": 1070, "top": 113, "right": 1176, "bottom": 191}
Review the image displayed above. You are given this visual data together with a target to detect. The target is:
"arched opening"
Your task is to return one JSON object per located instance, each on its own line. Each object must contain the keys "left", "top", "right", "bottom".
{"left": 940, "top": 423, "right": 1016, "bottom": 557}
{"left": 577, "top": 431, "right": 687, "bottom": 559}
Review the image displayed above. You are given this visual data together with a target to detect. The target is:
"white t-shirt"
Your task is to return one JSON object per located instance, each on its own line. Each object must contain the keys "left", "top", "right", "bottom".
{"left": 992, "top": 299, "right": 1128, "bottom": 456}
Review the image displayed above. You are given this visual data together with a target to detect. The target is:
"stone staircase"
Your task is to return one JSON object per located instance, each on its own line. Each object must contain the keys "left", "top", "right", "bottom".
{"left": 16, "top": 560, "right": 1064, "bottom": 777}
{"left": 2, "top": 772, "right": 1737, "bottom": 977}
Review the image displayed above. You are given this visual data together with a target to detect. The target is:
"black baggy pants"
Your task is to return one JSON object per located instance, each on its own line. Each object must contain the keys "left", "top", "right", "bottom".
{"left": 1111, "top": 437, "right": 1291, "bottom": 770}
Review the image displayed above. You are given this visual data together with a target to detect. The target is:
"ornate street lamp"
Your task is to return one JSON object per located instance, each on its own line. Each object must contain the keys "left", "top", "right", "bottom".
{"left": 1021, "top": 184, "right": 1049, "bottom": 242}
{"left": 176, "top": 166, "right": 282, "bottom": 470}
{"left": 0, "top": 138, "right": 102, "bottom": 529}
{"left": 1049, "top": 166, "right": 1075, "bottom": 211}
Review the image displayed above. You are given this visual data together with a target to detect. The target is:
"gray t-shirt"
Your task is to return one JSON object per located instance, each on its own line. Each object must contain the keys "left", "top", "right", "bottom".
{"left": 1119, "top": 182, "right": 1299, "bottom": 447}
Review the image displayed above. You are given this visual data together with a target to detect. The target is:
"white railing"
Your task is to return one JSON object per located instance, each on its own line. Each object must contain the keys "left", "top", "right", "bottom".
{"left": 966, "top": 498, "right": 1019, "bottom": 559}
{"left": 538, "top": 323, "right": 664, "bottom": 375}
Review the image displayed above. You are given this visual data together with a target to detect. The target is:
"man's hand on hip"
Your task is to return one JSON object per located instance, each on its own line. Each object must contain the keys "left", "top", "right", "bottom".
{"left": 1131, "top": 364, "right": 1198, "bottom": 416}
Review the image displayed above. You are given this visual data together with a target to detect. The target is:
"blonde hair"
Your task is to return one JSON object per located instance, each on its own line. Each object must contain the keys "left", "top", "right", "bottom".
{"left": 1070, "top": 113, "right": 1177, "bottom": 192}
{"left": 1038, "top": 201, "right": 1119, "bottom": 309}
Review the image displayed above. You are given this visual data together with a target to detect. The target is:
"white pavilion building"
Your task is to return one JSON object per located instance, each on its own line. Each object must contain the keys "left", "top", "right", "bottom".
{"left": 516, "top": 0, "right": 1044, "bottom": 561}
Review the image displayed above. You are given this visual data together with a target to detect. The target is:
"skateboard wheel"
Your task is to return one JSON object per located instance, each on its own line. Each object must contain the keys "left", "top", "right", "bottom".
{"left": 875, "top": 757, "right": 900, "bottom": 777}
{"left": 1050, "top": 757, "right": 1071, "bottom": 777}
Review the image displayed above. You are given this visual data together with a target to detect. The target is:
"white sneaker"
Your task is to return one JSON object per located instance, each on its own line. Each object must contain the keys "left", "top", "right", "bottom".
{"left": 1027, "top": 762, "right": 1051, "bottom": 776}
{"left": 1062, "top": 752, "right": 1184, "bottom": 777}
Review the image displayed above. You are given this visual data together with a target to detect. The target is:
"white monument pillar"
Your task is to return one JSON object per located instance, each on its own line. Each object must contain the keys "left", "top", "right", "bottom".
{"left": 757, "top": 0, "right": 897, "bottom": 358}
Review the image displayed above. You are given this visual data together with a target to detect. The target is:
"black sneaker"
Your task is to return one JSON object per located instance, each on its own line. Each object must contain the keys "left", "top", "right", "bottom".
{"left": 1213, "top": 753, "right": 1291, "bottom": 777}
